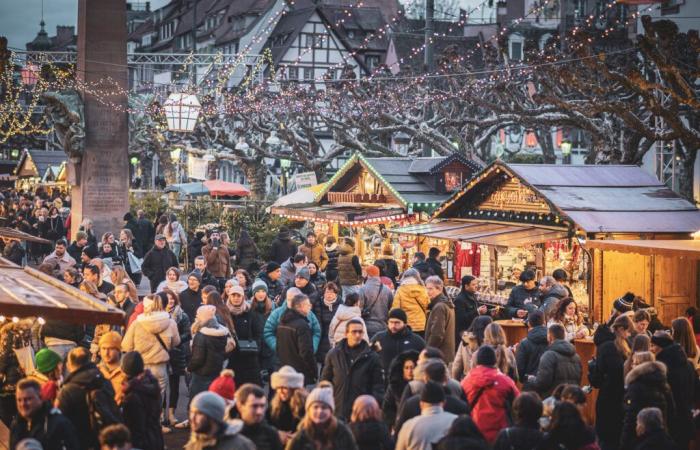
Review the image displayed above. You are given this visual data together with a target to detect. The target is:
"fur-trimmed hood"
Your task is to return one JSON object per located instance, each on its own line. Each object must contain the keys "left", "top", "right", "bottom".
{"left": 625, "top": 360, "right": 667, "bottom": 386}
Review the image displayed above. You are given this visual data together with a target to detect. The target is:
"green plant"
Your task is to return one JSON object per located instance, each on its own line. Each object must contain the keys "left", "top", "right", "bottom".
{"left": 219, "top": 204, "right": 290, "bottom": 261}
{"left": 128, "top": 191, "right": 167, "bottom": 220}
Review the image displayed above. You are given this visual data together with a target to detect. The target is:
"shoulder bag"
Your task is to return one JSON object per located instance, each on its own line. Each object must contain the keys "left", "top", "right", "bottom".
{"left": 237, "top": 315, "right": 259, "bottom": 354}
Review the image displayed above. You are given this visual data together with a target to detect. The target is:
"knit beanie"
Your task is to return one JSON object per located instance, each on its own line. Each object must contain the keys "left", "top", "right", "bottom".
{"left": 306, "top": 382, "right": 335, "bottom": 412}
{"left": 15, "top": 439, "right": 43, "bottom": 450}
{"left": 191, "top": 391, "right": 226, "bottom": 422}
{"left": 196, "top": 305, "right": 217, "bottom": 324}
{"left": 613, "top": 292, "right": 635, "bottom": 313}
{"left": 229, "top": 285, "right": 245, "bottom": 297}
{"left": 35, "top": 348, "right": 62, "bottom": 375}
{"left": 651, "top": 331, "right": 674, "bottom": 348}
{"left": 82, "top": 245, "right": 98, "bottom": 260}
{"left": 388, "top": 308, "right": 408, "bottom": 324}
{"left": 420, "top": 381, "right": 445, "bottom": 404}
{"left": 266, "top": 261, "right": 281, "bottom": 273}
{"left": 252, "top": 279, "right": 268, "bottom": 294}
{"left": 208, "top": 369, "right": 236, "bottom": 401}
{"left": 476, "top": 345, "right": 497, "bottom": 367}
{"left": 296, "top": 267, "right": 310, "bottom": 281}
{"left": 271, "top": 365, "right": 305, "bottom": 389}
{"left": 366, "top": 265, "right": 380, "bottom": 278}
{"left": 98, "top": 331, "right": 122, "bottom": 349}
{"left": 121, "top": 351, "right": 144, "bottom": 379}
{"left": 188, "top": 270, "right": 203, "bottom": 283}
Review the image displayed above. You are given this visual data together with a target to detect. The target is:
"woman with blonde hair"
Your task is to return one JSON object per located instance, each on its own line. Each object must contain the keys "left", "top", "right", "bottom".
{"left": 479, "top": 322, "right": 518, "bottom": 381}
{"left": 672, "top": 316, "right": 699, "bottom": 367}
{"left": 117, "top": 228, "right": 142, "bottom": 285}
{"left": 109, "top": 265, "right": 139, "bottom": 303}
{"left": 623, "top": 334, "right": 651, "bottom": 377}
{"left": 349, "top": 395, "right": 393, "bottom": 450}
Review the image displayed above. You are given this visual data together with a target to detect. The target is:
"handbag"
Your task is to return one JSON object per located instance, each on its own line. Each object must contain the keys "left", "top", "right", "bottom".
{"left": 237, "top": 315, "right": 259, "bottom": 354}
{"left": 362, "top": 284, "right": 384, "bottom": 320}
{"left": 127, "top": 251, "right": 143, "bottom": 274}
{"left": 154, "top": 333, "right": 174, "bottom": 376}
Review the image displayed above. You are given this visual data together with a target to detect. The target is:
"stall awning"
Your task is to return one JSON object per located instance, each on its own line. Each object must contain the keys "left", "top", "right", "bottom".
{"left": 0, "top": 227, "right": 51, "bottom": 244}
{"left": 389, "top": 220, "right": 569, "bottom": 246}
{"left": 584, "top": 239, "right": 700, "bottom": 259}
{"left": 0, "top": 259, "right": 125, "bottom": 325}
{"left": 271, "top": 205, "right": 409, "bottom": 225}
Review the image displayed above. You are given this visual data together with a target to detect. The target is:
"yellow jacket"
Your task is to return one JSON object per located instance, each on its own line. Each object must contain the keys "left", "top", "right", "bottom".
{"left": 393, "top": 282, "right": 430, "bottom": 332}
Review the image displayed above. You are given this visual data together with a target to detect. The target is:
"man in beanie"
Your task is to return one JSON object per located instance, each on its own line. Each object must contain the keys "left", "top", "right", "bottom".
{"left": 282, "top": 265, "right": 318, "bottom": 304}
{"left": 506, "top": 269, "right": 540, "bottom": 319}
{"left": 299, "top": 232, "right": 328, "bottom": 271}
{"left": 32, "top": 348, "right": 63, "bottom": 403}
{"left": 264, "top": 287, "right": 322, "bottom": 354}
{"left": 395, "top": 381, "right": 456, "bottom": 450}
{"left": 185, "top": 391, "right": 255, "bottom": 450}
{"left": 180, "top": 270, "right": 204, "bottom": 322}
{"left": 256, "top": 261, "right": 284, "bottom": 304}
{"left": 651, "top": 330, "right": 696, "bottom": 449}
{"left": 359, "top": 264, "right": 393, "bottom": 338}
{"left": 235, "top": 384, "right": 284, "bottom": 450}
{"left": 280, "top": 253, "right": 307, "bottom": 288}
{"left": 461, "top": 345, "right": 520, "bottom": 443}
{"left": 120, "top": 351, "right": 164, "bottom": 450}
{"left": 371, "top": 308, "right": 425, "bottom": 372}
{"left": 141, "top": 234, "right": 178, "bottom": 293}
{"left": 97, "top": 331, "right": 127, "bottom": 404}
{"left": 321, "top": 318, "right": 385, "bottom": 420}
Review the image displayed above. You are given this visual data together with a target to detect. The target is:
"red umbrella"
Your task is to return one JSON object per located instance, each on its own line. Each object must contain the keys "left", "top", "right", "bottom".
{"left": 202, "top": 180, "right": 251, "bottom": 197}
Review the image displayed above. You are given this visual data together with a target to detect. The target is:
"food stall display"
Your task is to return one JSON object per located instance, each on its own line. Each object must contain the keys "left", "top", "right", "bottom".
{"left": 14, "top": 149, "right": 69, "bottom": 194}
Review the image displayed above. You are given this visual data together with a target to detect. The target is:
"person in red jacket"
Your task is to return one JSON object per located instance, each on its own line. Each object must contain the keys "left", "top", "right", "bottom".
{"left": 461, "top": 345, "right": 520, "bottom": 444}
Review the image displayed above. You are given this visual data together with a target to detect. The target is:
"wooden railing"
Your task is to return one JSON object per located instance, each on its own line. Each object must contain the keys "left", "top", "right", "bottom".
{"left": 327, "top": 192, "right": 387, "bottom": 203}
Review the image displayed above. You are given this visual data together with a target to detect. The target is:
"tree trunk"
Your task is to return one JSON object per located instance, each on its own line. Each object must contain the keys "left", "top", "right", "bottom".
{"left": 535, "top": 128, "right": 556, "bottom": 163}
{"left": 679, "top": 146, "right": 698, "bottom": 202}
{"left": 242, "top": 159, "right": 268, "bottom": 200}
{"left": 139, "top": 157, "right": 153, "bottom": 189}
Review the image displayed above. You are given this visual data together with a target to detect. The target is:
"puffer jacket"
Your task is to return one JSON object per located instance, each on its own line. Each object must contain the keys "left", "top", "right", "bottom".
{"left": 325, "top": 242, "right": 339, "bottom": 281}
{"left": 620, "top": 361, "right": 675, "bottom": 450}
{"left": 189, "top": 321, "right": 231, "bottom": 377}
{"left": 202, "top": 243, "right": 231, "bottom": 278}
{"left": 337, "top": 243, "right": 362, "bottom": 286}
{"left": 299, "top": 241, "right": 328, "bottom": 270}
{"left": 276, "top": 309, "right": 317, "bottom": 384}
{"left": 540, "top": 283, "right": 569, "bottom": 318}
{"left": 313, "top": 295, "right": 342, "bottom": 363}
{"left": 360, "top": 276, "right": 394, "bottom": 338}
{"left": 524, "top": 339, "right": 582, "bottom": 398}
{"left": 392, "top": 280, "right": 430, "bottom": 333}
{"left": 263, "top": 302, "right": 321, "bottom": 352}
{"left": 122, "top": 311, "right": 180, "bottom": 364}
{"left": 329, "top": 304, "right": 369, "bottom": 347}
{"left": 425, "top": 294, "right": 456, "bottom": 362}
{"left": 461, "top": 365, "right": 520, "bottom": 444}
{"left": 121, "top": 370, "right": 164, "bottom": 450}
{"left": 515, "top": 325, "right": 548, "bottom": 382}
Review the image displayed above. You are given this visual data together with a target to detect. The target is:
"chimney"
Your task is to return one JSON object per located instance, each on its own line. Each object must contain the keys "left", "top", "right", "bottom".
{"left": 56, "top": 26, "right": 75, "bottom": 42}
{"left": 146, "top": 2, "right": 151, "bottom": 12}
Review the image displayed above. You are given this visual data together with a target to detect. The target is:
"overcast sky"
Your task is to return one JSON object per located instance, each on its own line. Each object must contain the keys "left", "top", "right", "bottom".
{"left": 0, "top": 0, "right": 169, "bottom": 50}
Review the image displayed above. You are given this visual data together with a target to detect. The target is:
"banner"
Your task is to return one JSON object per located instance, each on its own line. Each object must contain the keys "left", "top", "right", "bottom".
{"left": 187, "top": 155, "right": 208, "bottom": 180}
{"left": 292, "top": 171, "right": 317, "bottom": 190}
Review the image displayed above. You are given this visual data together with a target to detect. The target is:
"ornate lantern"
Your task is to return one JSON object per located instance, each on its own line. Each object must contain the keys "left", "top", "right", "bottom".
{"left": 163, "top": 93, "right": 201, "bottom": 132}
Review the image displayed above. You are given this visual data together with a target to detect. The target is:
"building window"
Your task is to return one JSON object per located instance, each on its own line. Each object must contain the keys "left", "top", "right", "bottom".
{"left": 303, "top": 67, "right": 314, "bottom": 80}
{"left": 444, "top": 171, "right": 462, "bottom": 191}
{"left": 510, "top": 40, "right": 523, "bottom": 61}
{"left": 303, "top": 33, "right": 324, "bottom": 49}
{"left": 288, "top": 66, "right": 298, "bottom": 80}
{"left": 365, "top": 55, "right": 380, "bottom": 72}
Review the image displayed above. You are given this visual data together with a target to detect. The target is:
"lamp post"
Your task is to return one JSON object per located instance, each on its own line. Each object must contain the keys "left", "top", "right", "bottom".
{"left": 561, "top": 140, "right": 572, "bottom": 165}
{"left": 170, "top": 147, "right": 183, "bottom": 183}
{"left": 129, "top": 156, "right": 139, "bottom": 185}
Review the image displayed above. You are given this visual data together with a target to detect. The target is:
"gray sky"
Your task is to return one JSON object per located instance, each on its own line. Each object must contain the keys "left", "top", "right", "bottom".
{"left": 0, "top": 0, "right": 169, "bottom": 50}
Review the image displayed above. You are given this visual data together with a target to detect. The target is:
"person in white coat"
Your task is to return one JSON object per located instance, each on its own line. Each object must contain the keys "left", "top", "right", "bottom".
{"left": 328, "top": 292, "right": 368, "bottom": 347}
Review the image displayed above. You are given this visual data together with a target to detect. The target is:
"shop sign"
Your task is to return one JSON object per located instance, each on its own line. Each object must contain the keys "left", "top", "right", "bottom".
{"left": 187, "top": 156, "right": 208, "bottom": 180}
{"left": 293, "top": 172, "right": 317, "bottom": 190}
{"left": 480, "top": 179, "right": 550, "bottom": 213}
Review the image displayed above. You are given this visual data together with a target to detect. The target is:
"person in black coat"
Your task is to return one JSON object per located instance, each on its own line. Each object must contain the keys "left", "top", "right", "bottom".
{"left": 321, "top": 318, "right": 385, "bottom": 421}
{"left": 434, "top": 415, "right": 490, "bottom": 450}
{"left": 276, "top": 294, "right": 317, "bottom": 384}
{"left": 161, "top": 290, "right": 191, "bottom": 424}
{"left": 515, "top": 310, "right": 548, "bottom": 382}
{"left": 375, "top": 243, "right": 400, "bottom": 287}
{"left": 235, "top": 230, "right": 259, "bottom": 273}
{"left": 324, "top": 236, "right": 339, "bottom": 283}
{"left": 453, "top": 275, "right": 487, "bottom": 344}
{"left": 634, "top": 406, "right": 680, "bottom": 450}
{"left": 227, "top": 286, "right": 264, "bottom": 386}
{"left": 256, "top": 262, "right": 285, "bottom": 305}
{"left": 620, "top": 360, "right": 675, "bottom": 450}
{"left": 382, "top": 350, "right": 419, "bottom": 430}
{"left": 141, "top": 235, "right": 178, "bottom": 293}
{"left": 179, "top": 272, "right": 203, "bottom": 323}
{"left": 426, "top": 247, "right": 445, "bottom": 280}
{"left": 234, "top": 384, "right": 284, "bottom": 450}
{"left": 371, "top": 308, "right": 425, "bottom": 373}
{"left": 492, "top": 392, "right": 545, "bottom": 450}
{"left": 269, "top": 227, "right": 297, "bottom": 265}
{"left": 188, "top": 309, "right": 231, "bottom": 400}
{"left": 652, "top": 332, "right": 697, "bottom": 449}
{"left": 411, "top": 252, "right": 431, "bottom": 281}
{"left": 593, "top": 315, "right": 633, "bottom": 450}
{"left": 505, "top": 270, "right": 541, "bottom": 319}
{"left": 349, "top": 395, "right": 394, "bottom": 450}
{"left": 313, "top": 282, "right": 342, "bottom": 365}
{"left": 120, "top": 351, "right": 164, "bottom": 450}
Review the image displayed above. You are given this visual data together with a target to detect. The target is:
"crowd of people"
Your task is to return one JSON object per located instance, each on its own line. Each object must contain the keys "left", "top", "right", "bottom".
{"left": 1, "top": 189, "right": 700, "bottom": 450}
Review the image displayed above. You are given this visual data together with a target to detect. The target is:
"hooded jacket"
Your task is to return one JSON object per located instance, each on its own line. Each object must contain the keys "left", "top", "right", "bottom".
{"left": 189, "top": 322, "right": 231, "bottom": 377}
{"left": 424, "top": 294, "right": 456, "bottom": 362}
{"left": 328, "top": 304, "right": 369, "bottom": 347}
{"left": 276, "top": 308, "right": 317, "bottom": 384}
{"left": 122, "top": 371, "right": 164, "bottom": 450}
{"left": 540, "top": 283, "right": 569, "bottom": 316}
{"left": 321, "top": 339, "right": 385, "bottom": 420}
{"left": 337, "top": 242, "right": 362, "bottom": 286}
{"left": 371, "top": 325, "right": 425, "bottom": 372}
{"left": 524, "top": 339, "right": 582, "bottom": 397}
{"left": 9, "top": 402, "right": 80, "bottom": 450}
{"left": 185, "top": 419, "right": 256, "bottom": 450}
{"left": 515, "top": 325, "right": 549, "bottom": 382}
{"left": 360, "top": 277, "right": 394, "bottom": 338}
{"left": 324, "top": 242, "right": 339, "bottom": 281}
{"left": 620, "top": 361, "right": 675, "bottom": 450}
{"left": 280, "top": 257, "right": 298, "bottom": 287}
{"left": 461, "top": 365, "right": 520, "bottom": 443}
{"left": 269, "top": 230, "right": 297, "bottom": 265}
{"left": 393, "top": 280, "right": 430, "bottom": 333}
{"left": 382, "top": 350, "right": 419, "bottom": 428}
{"left": 655, "top": 343, "right": 697, "bottom": 448}
{"left": 299, "top": 241, "right": 328, "bottom": 270}
{"left": 121, "top": 311, "right": 180, "bottom": 365}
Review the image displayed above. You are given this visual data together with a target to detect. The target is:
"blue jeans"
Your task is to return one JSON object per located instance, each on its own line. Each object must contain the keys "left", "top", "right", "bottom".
{"left": 170, "top": 242, "right": 182, "bottom": 263}
{"left": 188, "top": 373, "right": 216, "bottom": 406}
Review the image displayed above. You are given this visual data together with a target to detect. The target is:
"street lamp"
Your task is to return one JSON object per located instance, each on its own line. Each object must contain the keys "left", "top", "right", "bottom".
{"left": 170, "top": 147, "right": 183, "bottom": 183}
{"left": 163, "top": 93, "right": 201, "bottom": 132}
{"left": 561, "top": 140, "right": 572, "bottom": 164}
{"left": 10, "top": 149, "right": 19, "bottom": 159}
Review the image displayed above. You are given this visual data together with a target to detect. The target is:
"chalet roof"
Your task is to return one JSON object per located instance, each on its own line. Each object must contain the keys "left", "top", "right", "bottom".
{"left": 174, "top": 0, "right": 219, "bottom": 37}
{"left": 128, "top": 18, "right": 155, "bottom": 42}
{"left": 214, "top": 0, "right": 276, "bottom": 45}
{"left": 408, "top": 153, "right": 482, "bottom": 174}
{"left": 15, "top": 150, "right": 66, "bottom": 179}
{"left": 435, "top": 161, "right": 700, "bottom": 234}
{"left": 267, "top": 6, "right": 317, "bottom": 64}
{"left": 317, "top": 5, "right": 390, "bottom": 53}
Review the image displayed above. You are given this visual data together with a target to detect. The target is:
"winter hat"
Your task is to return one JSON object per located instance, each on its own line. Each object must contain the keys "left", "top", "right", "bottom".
{"left": 82, "top": 245, "right": 98, "bottom": 259}
{"left": 98, "top": 331, "right": 122, "bottom": 349}
{"left": 420, "top": 381, "right": 446, "bottom": 404}
{"left": 266, "top": 261, "right": 281, "bottom": 273}
{"left": 123, "top": 212, "right": 134, "bottom": 221}
{"left": 388, "top": 308, "right": 408, "bottom": 324}
{"left": 35, "top": 348, "right": 62, "bottom": 375}
{"left": 15, "top": 439, "right": 43, "bottom": 450}
{"left": 476, "top": 345, "right": 497, "bottom": 367}
{"left": 271, "top": 365, "right": 305, "bottom": 389}
{"left": 142, "top": 296, "right": 157, "bottom": 313}
{"left": 306, "top": 382, "right": 335, "bottom": 412}
{"left": 188, "top": 270, "right": 203, "bottom": 283}
{"left": 366, "top": 265, "right": 380, "bottom": 278}
{"left": 296, "top": 266, "right": 311, "bottom": 281}
{"left": 191, "top": 391, "right": 227, "bottom": 422}
{"left": 401, "top": 268, "right": 423, "bottom": 285}
{"left": 121, "top": 351, "right": 144, "bottom": 379}
{"left": 208, "top": 369, "right": 236, "bottom": 401}
{"left": 229, "top": 285, "right": 245, "bottom": 297}
{"left": 196, "top": 305, "right": 217, "bottom": 324}
{"left": 651, "top": 331, "right": 674, "bottom": 348}
{"left": 251, "top": 279, "right": 268, "bottom": 294}
{"left": 613, "top": 292, "right": 635, "bottom": 314}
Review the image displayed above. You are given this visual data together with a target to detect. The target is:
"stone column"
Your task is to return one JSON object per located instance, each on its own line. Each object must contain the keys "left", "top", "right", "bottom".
{"left": 72, "top": 0, "right": 129, "bottom": 239}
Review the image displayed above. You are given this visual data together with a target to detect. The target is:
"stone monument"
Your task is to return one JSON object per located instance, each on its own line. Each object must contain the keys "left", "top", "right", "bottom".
{"left": 71, "top": 0, "right": 129, "bottom": 238}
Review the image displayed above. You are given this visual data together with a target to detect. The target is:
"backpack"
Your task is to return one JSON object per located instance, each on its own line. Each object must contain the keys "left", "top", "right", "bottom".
{"left": 86, "top": 384, "right": 123, "bottom": 433}
{"left": 587, "top": 356, "right": 603, "bottom": 388}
